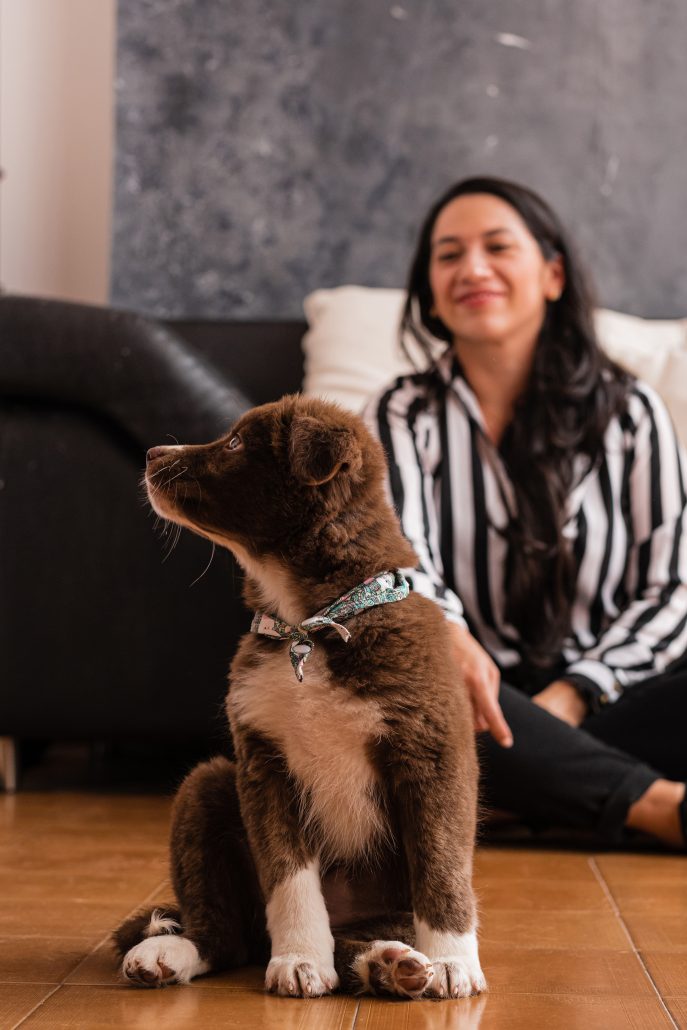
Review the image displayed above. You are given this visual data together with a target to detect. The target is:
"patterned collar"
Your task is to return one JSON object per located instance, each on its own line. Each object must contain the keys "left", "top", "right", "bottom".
{"left": 250, "top": 570, "right": 410, "bottom": 682}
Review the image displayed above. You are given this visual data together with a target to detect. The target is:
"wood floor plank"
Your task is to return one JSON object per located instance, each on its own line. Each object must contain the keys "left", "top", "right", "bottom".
{"left": 479, "top": 946, "right": 654, "bottom": 996}
{"left": 0, "top": 936, "right": 100, "bottom": 984}
{"left": 642, "top": 951, "right": 687, "bottom": 997}
{"left": 477, "top": 877, "right": 610, "bottom": 912}
{"left": 623, "top": 913, "right": 687, "bottom": 952}
{"left": 0, "top": 842, "right": 168, "bottom": 877}
{"left": 0, "top": 898, "right": 153, "bottom": 938}
{"left": 355, "top": 993, "right": 673, "bottom": 1030}
{"left": 594, "top": 854, "right": 687, "bottom": 886}
{"left": 478, "top": 907, "right": 628, "bottom": 950}
{"left": 608, "top": 882, "right": 687, "bottom": 916}
{"left": 0, "top": 871, "right": 168, "bottom": 904}
{"left": 355, "top": 995, "right": 488, "bottom": 1030}
{"left": 667, "top": 998, "right": 687, "bottom": 1026}
{"left": 19, "top": 984, "right": 358, "bottom": 1029}
{"left": 474, "top": 848, "right": 596, "bottom": 882}
{"left": 0, "top": 983, "right": 59, "bottom": 1028}
{"left": 0, "top": 792, "right": 172, "bottom": 832}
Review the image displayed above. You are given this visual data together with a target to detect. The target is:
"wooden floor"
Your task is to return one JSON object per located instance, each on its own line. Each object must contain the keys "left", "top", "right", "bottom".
{"left": 2, "top": 769, "right": 686, "bottom": 1029}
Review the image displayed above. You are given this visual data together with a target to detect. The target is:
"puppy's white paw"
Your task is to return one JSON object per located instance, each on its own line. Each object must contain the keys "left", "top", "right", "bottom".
{"left": 425, "top": 955, "right": 487, "bottom": 999}
{"left": 122, "top": 935, "right": 209, "bottom": 987}
{"left": 265, "top": 954, "right": 339, "bottom": 997}
{"left": 354, "top": 941, "right": 434, "bottom": 999}
{"left": 415, "top": 923, "right": 487, "bottom": 998}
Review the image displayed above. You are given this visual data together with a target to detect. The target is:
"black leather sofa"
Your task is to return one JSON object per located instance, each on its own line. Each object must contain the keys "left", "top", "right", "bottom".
{"left": 0, "top": 295, "right": 307, "bottom": 788}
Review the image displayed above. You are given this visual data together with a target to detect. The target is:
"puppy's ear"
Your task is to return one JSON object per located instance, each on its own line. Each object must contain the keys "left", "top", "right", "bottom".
{"left": 289, "top": 415, "right": 361, "bottom": 486}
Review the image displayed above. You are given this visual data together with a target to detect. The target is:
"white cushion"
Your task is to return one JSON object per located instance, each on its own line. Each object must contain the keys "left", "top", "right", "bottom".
{"left": 301, "top": 285, "right": 687, "bottom": 445}
{"left": 302, "top": 287, "right": 410, "bottom": 411}
{"left": 594, "top": 309, "right": 687, "bottom": 446}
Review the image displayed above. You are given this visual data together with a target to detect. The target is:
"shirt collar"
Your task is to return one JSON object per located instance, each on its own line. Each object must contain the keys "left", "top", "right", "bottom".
{"left": 436, "top": 348, "right": 490, "bottom": 435}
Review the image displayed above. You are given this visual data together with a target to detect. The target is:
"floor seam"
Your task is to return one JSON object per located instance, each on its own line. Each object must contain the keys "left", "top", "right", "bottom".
{"left": 588, "top": 857, "right": 679, "bottom": 1029}
{"left": 10, "top": 984, "right": 62, "bottom": 1030}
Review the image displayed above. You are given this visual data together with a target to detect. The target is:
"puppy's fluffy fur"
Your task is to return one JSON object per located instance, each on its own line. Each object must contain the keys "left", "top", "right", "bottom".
{"left": 113, "top": 395, "right": 485, "bottom": 999}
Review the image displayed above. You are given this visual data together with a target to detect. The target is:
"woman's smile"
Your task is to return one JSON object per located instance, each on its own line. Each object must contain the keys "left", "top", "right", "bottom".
{"left": 454, "top": 289, "right": 507, "bottom": 307}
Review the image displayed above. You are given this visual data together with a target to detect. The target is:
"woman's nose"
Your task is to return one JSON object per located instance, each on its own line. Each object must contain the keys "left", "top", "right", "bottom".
{"left": 459, "top": 247, "right": 491, "bottom": 280}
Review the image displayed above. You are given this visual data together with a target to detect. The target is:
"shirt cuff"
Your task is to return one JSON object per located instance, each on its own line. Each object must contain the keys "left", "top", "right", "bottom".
{"left": 564, "top": 659, "right": 623, "bottom": 713}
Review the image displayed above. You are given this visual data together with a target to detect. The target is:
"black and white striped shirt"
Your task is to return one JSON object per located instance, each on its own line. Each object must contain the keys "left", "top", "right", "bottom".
{"left": 365, "top": 351, "right": 687, "bottom": 709}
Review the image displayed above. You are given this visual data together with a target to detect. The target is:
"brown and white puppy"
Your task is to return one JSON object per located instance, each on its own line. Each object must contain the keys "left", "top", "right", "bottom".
{"left": 113, "top": 395, "right": 485, "bottom": 1000}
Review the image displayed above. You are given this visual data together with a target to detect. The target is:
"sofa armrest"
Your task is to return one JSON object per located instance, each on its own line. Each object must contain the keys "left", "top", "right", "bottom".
{"left": 168, "top": 319, "right": 307, "bottom": 406}
{"left": 0, "top": 296, "right": 252, "bottom": 449}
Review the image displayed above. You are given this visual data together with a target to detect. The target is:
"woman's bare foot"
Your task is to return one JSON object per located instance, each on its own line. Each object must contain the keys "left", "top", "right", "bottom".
{"left": 626, "top": 779, "right": 686, "bottom": 848}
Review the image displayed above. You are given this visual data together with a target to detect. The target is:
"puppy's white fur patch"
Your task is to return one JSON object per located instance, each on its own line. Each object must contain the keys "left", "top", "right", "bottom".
{"left": 122, "top": 935, "right": 209, "bottom": 986}
{"left": 143, "top": 909, "right": 181, "bottom": 937}
{"left": 230, "top": 649, "right": 388, "bottom": 863}
{"left": 265, "top": 861, "right": 339, "bottom": 996}
{"left": 414, "top": 918, "right": 486, "bottom": 997}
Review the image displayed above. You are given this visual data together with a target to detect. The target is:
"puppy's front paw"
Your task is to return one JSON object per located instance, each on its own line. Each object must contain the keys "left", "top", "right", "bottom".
{"left": 265, "top": 954, "right": 339, "bottom": 997}
{"left": 122, "top": 936, "right": 209, "bottom": 987}
{"left": 354, "top": 941, "right": 434, "bottom": 999}
{"left": 425, "top": 956, "right": 487, "bottom": 999}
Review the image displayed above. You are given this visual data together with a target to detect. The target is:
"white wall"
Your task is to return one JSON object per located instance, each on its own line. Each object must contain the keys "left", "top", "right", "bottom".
{"left": 0, "top": 0, "right": 116, "bottom": 304}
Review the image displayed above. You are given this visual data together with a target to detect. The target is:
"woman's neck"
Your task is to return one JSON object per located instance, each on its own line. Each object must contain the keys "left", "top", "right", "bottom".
{"left": 453, "top": 336, "right": 536, "bottom": 446}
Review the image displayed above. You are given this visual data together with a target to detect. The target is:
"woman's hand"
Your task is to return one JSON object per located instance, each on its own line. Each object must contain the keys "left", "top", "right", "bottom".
{"left": 448, "top": 623, "right": 513, "bottom": 748}
{"left": 532, "top": 679, "right": 587, "bottom": 727}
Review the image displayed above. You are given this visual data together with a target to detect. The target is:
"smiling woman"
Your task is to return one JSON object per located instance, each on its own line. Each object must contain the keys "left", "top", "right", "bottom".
{"left": 365, "top": 176, "right": 687, "bottom": 851}
{"left": 428, "top": 194, "right": 564, "bottom": 448}
{"left": 429, "top": 195, "right": 563, "bottom": 369}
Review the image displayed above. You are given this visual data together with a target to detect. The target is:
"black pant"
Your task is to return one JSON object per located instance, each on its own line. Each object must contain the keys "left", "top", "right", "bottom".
{"left": 478, "top": 664, "right": 687, "bottom": 843}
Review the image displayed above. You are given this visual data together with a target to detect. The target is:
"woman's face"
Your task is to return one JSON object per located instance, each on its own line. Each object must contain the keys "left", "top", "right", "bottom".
{"left": 428, "top": 192, "right": 564, "bottom": 352}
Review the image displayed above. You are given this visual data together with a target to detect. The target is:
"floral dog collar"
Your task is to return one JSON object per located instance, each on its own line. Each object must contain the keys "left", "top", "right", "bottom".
{"left": 250, "top": 570, "right": 410, "bottom": 682}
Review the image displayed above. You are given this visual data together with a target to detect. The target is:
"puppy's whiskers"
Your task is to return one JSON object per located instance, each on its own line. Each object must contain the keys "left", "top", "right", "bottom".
{"left": 163, "top": 466, "right": 189, "bottom": 490}
{"left": 147, "top": 462, "right": 188, "bottom": 500}
{"left": 190, "top": 542, "right": 216, "bottom": 587}
{"left": 162, "top": 520, "right": 183, "bottom": 563}
{"left": 147, "top": 458, "right": 180, "bottom": 482}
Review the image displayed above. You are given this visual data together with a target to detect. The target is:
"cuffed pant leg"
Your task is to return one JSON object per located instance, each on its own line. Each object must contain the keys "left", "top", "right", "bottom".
{"left": 478, "top": 683, "right": 660, "bottom": 843}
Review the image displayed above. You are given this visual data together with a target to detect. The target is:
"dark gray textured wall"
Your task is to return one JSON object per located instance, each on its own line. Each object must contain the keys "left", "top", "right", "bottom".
{"left": 112, "top": 1, "right": 687, "bottom": 319}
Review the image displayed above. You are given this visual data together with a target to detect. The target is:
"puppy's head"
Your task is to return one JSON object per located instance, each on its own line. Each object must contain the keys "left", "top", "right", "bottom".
{"left": 145, "top": 395, "right": 384, "bottom": 559}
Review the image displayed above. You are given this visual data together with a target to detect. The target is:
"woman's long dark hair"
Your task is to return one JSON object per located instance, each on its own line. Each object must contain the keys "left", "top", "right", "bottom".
{"left": 402, "top": 176, "right": 632, "bottom": 668}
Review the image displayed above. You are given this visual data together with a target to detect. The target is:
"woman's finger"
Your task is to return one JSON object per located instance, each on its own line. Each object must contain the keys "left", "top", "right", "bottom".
{"left": 480, "top": 693, "right": 513, "bottom": 748}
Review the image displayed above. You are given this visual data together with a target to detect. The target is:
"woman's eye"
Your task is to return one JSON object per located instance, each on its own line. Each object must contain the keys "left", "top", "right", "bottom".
{"left": 227, "top": 434, "right": 242, "bottom": 450}
{"left": 437, "top": 251, "right": 461, "bottom": 263}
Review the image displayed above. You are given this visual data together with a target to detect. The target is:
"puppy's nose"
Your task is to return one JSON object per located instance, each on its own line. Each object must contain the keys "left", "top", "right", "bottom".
{"left": 146, "top": 446, "right": 169, "bottom": 463}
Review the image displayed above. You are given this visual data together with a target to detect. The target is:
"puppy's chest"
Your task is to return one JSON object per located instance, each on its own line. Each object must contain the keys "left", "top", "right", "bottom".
{"left": 229, "top": 645, "right": 387, "bottom": 861}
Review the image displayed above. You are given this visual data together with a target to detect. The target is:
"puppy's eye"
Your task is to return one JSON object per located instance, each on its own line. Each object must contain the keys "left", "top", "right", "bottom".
{"left": 227, "top": 434, "right": 242, "bottom": 450}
